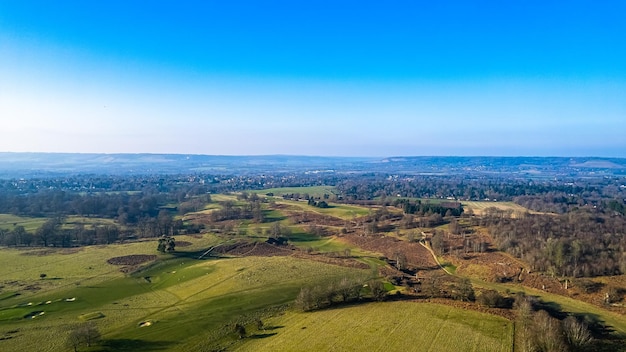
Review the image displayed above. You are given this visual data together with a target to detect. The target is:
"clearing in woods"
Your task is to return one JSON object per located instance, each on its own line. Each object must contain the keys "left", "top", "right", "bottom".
{"left": 252, "top": 186, "right": 338, "bottom": 198}
{"left": 276, "top": 199, "right": 370, "bottom": 219}
{"left": 238, "top": 301, "right": 513, "bottom": 352}
{"left": 0, "top": 214, "right": 48, "bottom": 232}
{"left": 461, "top": 201, "right": 530, "bottom": 215}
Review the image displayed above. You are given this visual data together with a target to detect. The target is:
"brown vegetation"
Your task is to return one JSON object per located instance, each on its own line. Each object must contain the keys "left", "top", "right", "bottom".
{"left": 107, "top": 254, "right": 157, "bottom": 266}
{"left": 213, "top": 241, "right": 294, "bottom": 257}
{"left": 342, "top": 234, "right": 437, "bottom": 269}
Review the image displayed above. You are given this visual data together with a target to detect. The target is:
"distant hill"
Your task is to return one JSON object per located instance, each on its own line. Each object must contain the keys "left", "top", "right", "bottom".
{"left": 0, "top": 153, "right": 624, "bottom": 178}
{"left": 0, "top": 153, "right": 373, "bottom": 177}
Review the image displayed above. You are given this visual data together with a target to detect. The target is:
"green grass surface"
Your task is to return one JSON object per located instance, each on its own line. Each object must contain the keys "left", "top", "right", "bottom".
{"left": 471, "top": 279, "right": 626, "bottom": 337}
{"left": 252, "top": 186, "right": 337, "bottom": 198}
{"left": 238, "top": 302, "right": 513, "bottom": 352}
{"left": 62, "top": 215, "right": 118, "bottom": 228}
{"left": 0, "top": 214, "right": 48, "bottom": 232}
{"left": 275, "top": 199, "right": 370, "bottom": 219}
{"left": 0, "top": 213, "right": 121, "bottom": 233}
{"left": 0, "top": 237, "right": 369, "bottom": 352}
{"left": 439, "top": 259, "right": 457, "bottom": 275}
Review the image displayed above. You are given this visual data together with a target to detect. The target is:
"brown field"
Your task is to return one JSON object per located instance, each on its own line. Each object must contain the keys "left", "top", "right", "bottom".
{"left": 462, "top": 201, "right": 531, "bottom": 216}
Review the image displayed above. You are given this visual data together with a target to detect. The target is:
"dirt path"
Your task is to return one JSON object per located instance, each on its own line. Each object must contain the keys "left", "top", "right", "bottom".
{"left": 419, "top": 241, "right": 453, "bottom": 276}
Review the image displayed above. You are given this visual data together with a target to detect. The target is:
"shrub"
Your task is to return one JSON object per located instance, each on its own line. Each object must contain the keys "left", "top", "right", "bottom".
{"left": 478, "top": 290, "right": 507, "bottom": 308}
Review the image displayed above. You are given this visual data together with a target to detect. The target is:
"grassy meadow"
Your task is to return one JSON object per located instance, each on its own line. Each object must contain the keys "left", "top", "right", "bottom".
{"left": 0, "top": 235, "right": 370, "bottom": 351}
{"left": 238, "top": 302, "right": 513, "bottom": 352}
{"left": 273, "top": 199, "right": 370, "bottom": 219}
{"left": 251, "top": 186, "right": 338, "bottom": 198}
{"left": 0, "top": 228, "right": 515, "bottom": 352}
{"left": 461, "top": 201, "right": 530, "bottom": 215}
{"left": 0, "top": 214, "right": 48, "bottom": 232}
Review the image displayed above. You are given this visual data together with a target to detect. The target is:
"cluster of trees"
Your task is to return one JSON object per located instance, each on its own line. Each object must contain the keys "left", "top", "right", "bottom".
{"left": 307, "top": 198, "right": 329, "bottom": 208}
{"left": 477, "top": 290, "right": 510, "bottom": 308}
{"left": 335, "top": 175, "right": 624, "bottom": 204}
{"left": 0, "top": 208, "right": 196, "bottom": 247}
{"left": 295, "top": 277, "right": 384, "bottom": 312}
{"left": 0, "top": 218, "right": 124, "bottom": 247}
{"left": 209, "top": 200, "right": 264, "bottom": 223}
{"left": 393, "top": 199, "right": 463, "bottom": 217}
{"left": 606, "top": 199, "right": 626, "bottom": 215}
{"left": 0, "top": 190, "right": 165, "bottom": 219}
{"left": 281, "top": 192, "right": 332, "bottom": 201}
{"left": 515, "top": 294, "right": 593, "bottom": 352}
{"left": 483, "top": 211, "right": 626, "bottom": 277}
{"left": 420, "top": 276, "right": 475, "bottom": 302}
{"left": 514, "top": 194, "right": 582, "bottom": 214}
{"left": 157, "top": 235, "right": 176, "bottom": 252}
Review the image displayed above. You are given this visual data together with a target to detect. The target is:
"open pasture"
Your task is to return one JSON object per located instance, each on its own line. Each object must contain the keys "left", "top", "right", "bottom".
{"left": 462, "top": 201, "right": 529, "bottom": 215}
{"left": 0, "top": 213, "right": 122, "bottom": 233}
{"left": 275, "top": 199, "right": 370, "bottom": 220}
{"left": 0, "top": 235, "right": 220, "bottom": 298}
{"left": 0, "top": 237, "right": 369, "bottom": 351}
{"left": 238, "top": 301, "right": 513, "bottom": 352}
{"left": 287, "top": 231, "right": 375, "bottom": 258}
{"left": 62, "top": 215, "right": 118, "bottom": 228}
{"left": 252, "top": 186, "right": 337, "bottom": 198}
{"left": 0, "top": 214, "right": 47, "bottom": 232}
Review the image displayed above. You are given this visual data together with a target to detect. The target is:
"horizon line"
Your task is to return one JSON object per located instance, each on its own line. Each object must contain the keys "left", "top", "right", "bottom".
{"left": 0, "top": 151, "right": 625, "bottom": 160}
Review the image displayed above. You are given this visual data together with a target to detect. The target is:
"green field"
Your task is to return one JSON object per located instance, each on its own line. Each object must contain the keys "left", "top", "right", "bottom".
{"left": 471, "top": 278, "right": 626, "bottom": 337}
{"left": 0, "top": 213, "right": 121, "bottom": 233}
{"left": 0, "top": 214, "right": 48, "bottom": 232}
{"left": 238, "top": 302, "right": 513, "bottom": 352}
{"left": 252, "top": 186, "right": 338, "bottom": 198}
{"left": 0, "top": 236, "right": 370, "bottom": 351}
{"left": 276, "top": 199, "right": 370, "bottom": 220}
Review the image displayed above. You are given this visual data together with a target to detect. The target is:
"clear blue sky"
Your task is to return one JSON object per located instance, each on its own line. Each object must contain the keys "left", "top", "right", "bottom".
{"left": 1, "top": 1, "right": 625, "bottom": 157}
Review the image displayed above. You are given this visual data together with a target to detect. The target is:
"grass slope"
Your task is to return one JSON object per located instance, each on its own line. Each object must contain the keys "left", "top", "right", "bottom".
{"left": 275, "top": 199, "right": 370, "bottom": 219}
{"left": 0, "top": 214, "right": 47, "bottom": 232}
{"left": 0, "top": 238, "right": 369, "bottom": 351}
{"left": 238, "top": 302, "right": 513, "bottom": 352}
{"left": 252, "top": 186, "right": 337, "bottom": 198}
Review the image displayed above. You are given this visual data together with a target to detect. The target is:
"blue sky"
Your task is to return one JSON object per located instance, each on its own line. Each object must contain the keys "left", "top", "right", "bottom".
{"left": 1, "top": 1, "right": 625, "bottom": 157}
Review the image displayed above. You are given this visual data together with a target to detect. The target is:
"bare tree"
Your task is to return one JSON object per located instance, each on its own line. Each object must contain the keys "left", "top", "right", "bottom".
{"left": 66, "top": 322, "right": 101, "bottom": 351}
{"left": 532, "top": 310, "right": 567, "bottom": 352}
{"left": 368, "top": 280, "right": 387, "bottom": 301}
{"left": 563, "top": 316, "right": 592, "bottom": 350}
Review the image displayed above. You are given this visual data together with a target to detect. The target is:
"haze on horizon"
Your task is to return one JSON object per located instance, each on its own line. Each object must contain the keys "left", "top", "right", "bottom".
{"left": 1, "top": 1, "right": 625, "bottom": 158}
